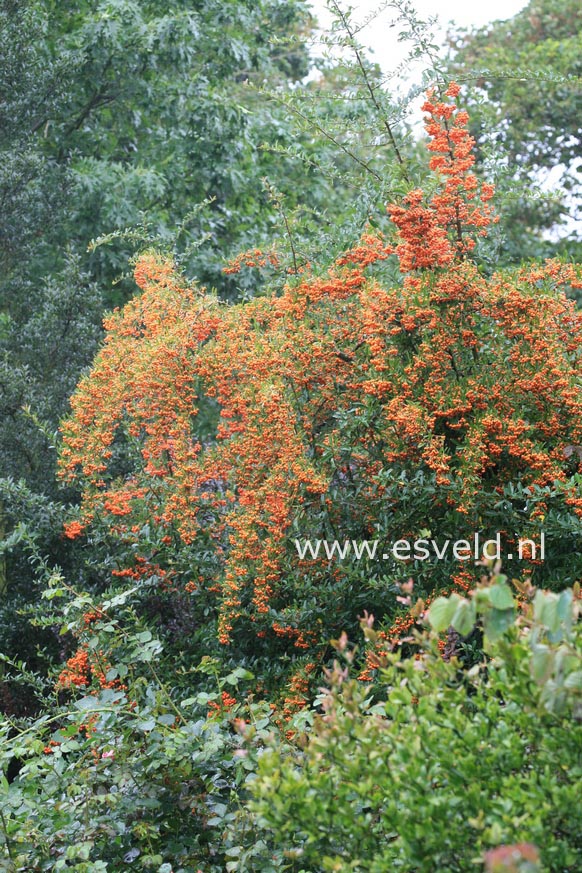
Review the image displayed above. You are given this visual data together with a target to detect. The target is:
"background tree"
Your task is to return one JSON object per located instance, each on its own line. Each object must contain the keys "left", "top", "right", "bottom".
{"left": 0, "top": 0, "right": 439, "bottom": 686}
{"left": 447, "top": 0, "right": 582, "bottom": 265}
{"left": 0, "top": 0, "right": 323, "bottom": 698}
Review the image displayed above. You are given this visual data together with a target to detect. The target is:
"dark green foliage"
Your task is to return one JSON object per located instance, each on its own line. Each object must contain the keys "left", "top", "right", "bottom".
{"left": 448, "top": 0, "right": 582, "bottom": 264}
{"left": 2, "top": 574, "right": 580, "bottom": 871}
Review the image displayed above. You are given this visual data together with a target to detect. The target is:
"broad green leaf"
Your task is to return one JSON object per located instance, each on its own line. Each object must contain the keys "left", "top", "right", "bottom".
{"left": 451, "top": 598, "right": 476, "bottom": 637}
{"left": 428, "top": 595, "right": 460, "bottom": 633}
{"left": 488, "top": 583, "right": 515, "bottom": 611}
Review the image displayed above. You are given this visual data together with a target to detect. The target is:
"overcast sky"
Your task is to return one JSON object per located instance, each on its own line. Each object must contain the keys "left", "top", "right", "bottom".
{"left": 310, "top": 0, "right": 529, "bottom": 72}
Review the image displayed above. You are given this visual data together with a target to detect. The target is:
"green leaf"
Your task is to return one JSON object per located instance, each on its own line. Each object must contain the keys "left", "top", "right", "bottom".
{"left": 233, "top": 667, "right": 254, "bottom": 680}
{"left": 74, "top": 696, "right": 99, "bottom": 711}
{"left": 564, "top": 670, "right": 582, "bottom": 691}
{"left": 451, "top": 598, "right": 476, "bottom": 637}
{"left": 488, "top": 583, "right": 515, "bottom": 611}
{"left": 534, "top": 591, "right": 560, "bottom": 634}
{"left": 531, "top": 644, "right": 554, "bottom": 684}
{"left": 484, "top": 608, "right": 515, "bottom": 641}
{"left": 428, "top": 595, "right": 460, "bottom": 632}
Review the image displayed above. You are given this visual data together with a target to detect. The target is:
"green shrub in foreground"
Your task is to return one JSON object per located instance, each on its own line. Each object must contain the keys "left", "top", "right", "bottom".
{"left": 243, "top": 574, "right": 582, "bottom": 872}
{"left": 0, "top": 577, "right": 274, "bottom": 873}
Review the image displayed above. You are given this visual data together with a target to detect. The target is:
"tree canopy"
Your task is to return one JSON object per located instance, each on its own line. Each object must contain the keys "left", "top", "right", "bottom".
{"left": 448, "top": 0, "right": 582, "bottom": 260}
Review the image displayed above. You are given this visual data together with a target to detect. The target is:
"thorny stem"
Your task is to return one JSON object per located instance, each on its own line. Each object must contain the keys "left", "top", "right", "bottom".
{"left": 279, "top": 198, "right": 299, "bottom": 275}
{"left": 329, "top": 0, "right": 410, "bottom": 181}
{"left": 143, "top": 659, "right": 187, "bottom": 726}
{"left": 268, "top": 90, "right": 383, "bottom": 182}
{"left": 263, "top": 179, "right": 300, "bottom": 273}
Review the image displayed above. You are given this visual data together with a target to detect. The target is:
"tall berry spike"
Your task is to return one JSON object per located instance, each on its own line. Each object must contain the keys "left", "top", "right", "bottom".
{"left": 388, "top": 82, "right": 497, "bottom": 272}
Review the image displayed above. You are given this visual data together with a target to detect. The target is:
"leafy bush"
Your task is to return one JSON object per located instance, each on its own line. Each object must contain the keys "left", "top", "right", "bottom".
{"left": 0, "top": 573, "right": 278, "bottom": 872}
{"left": 243, "top": 574, "right": 582, "bottom": 872}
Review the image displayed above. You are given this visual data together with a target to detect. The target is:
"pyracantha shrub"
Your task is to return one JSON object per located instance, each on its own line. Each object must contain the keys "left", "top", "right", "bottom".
{"left": 60, "top": 85, "right": 582, "bottom": 679}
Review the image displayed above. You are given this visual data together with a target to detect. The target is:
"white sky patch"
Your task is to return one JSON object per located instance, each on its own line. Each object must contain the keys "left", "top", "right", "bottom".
{"left": 310, "top": 0, "right": 529, "bottom": 73}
